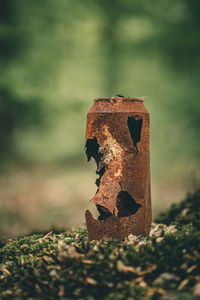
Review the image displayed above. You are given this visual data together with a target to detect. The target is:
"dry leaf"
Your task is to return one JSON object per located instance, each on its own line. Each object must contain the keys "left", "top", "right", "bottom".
{"left": 177, "top": 278, "right": 189, "bottom": 291}
{"left": 21, "top": 257, "right": 25, "bottom": 267}
{"left": 139, "top": 281, "right": 148, "bottom": 288}
{"left": 67, "top": 246, "right": 84, "bottom": 259}
{"left": 85, "top": 277, "right": 97, "bottom": 285}
{"left": 157, "top": 288, "right": 167, "bottom": 295}
{"left": 194, "top": 275, "right": 200, "bottom": 282}
{"left": 117, "top": 260, "right": 136, "bottom": 273}
{"left": 1, "top": 266, "right": 11, "bottom": 276}
{"left": 43, "top": 255, "right": 53, "bottom": 263}
{"left": 181, "top": 208, "right": 189, "bottom": 217}
{"left": 186, "top": 265, "right": 197, "bottom": 273}
{"left": 180, "top": 262, "right": 187, "bottom": 270}
{"left": 46, "top": 265, "right": 61, "bottom": 270}
{"left": 58, "top": 285, "right": 65, "bottom": 297}
{"left": 35, "top": 284, "right": 42, "bottom": 293}
{"left": 156, "top": 237, "right": 164, "bottom": 243}
{"left": 35, "top": 257, "right": 42, "bottom": 261}
{"left": 82, "top": 259, "right": 94, "bottom": 264}
{"left": 135, "top": 277, "right": 144, "bottom": 283}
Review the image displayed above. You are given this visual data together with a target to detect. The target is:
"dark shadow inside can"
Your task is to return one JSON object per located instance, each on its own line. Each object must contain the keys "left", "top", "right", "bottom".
{"left": 127, "top": 116, "right": 143, "bottom": 151}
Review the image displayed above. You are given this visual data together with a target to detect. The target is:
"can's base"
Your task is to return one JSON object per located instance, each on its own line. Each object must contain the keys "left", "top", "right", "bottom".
{"left": 85, "top": 210, "right": 150, "bottom": 241}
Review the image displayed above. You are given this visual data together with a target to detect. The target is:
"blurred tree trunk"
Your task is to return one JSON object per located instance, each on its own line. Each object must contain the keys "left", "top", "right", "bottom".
{"left": 100, "top": 14, "right": 120, "bottom": 96}
{"left": 0, "top": 0, "right": 43, "bottom": 161}
{"left": 96, "top": 0, "right": 124, "bottom": 96}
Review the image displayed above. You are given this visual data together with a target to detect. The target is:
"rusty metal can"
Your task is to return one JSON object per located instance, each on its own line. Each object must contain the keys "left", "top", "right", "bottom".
{"left": 85, "top": 97, "right": 151, "bottom": 241}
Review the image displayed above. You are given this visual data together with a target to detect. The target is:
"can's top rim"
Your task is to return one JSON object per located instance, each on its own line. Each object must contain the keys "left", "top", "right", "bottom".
{"left": 95, "top": 97, "right": 145, "bottom": 102}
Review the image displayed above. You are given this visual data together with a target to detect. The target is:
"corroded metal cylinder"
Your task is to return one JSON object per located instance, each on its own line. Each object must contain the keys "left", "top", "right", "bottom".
{"left": 85, "top": 97, "right": 151, "bottom": 241}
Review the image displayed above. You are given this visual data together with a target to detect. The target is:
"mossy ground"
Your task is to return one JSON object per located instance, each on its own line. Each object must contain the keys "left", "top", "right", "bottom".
{"left": 0, "top": 190, "right": 200, "bottom": 300}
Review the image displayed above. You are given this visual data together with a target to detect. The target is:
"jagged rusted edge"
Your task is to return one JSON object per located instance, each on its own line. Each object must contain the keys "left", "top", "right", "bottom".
{"left": 85, "top": 210, "right": 150, "bottom": 241}
{"left": 95, "top": 97, "right": 146, "bottom": 102}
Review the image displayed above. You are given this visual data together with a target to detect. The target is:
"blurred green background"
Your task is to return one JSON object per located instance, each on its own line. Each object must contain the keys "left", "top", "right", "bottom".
{"left": 0, "top": 0, "right": 199, "bottom": 238}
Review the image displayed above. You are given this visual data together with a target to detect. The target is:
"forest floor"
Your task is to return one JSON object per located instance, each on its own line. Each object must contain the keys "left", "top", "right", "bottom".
{"left": 0, "top": 190, "right": 200, "bottom": 300}
{"left": 0, "top": 164, "right": 188, "bottom": 239}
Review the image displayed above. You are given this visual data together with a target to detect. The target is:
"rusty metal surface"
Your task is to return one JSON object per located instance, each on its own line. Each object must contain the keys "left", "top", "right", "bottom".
{"left": 85, "top": 97, "right": 151, "bottom": 241}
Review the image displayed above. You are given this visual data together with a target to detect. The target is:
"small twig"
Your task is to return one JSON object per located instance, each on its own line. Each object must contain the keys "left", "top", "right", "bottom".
{"left": 40, "top": 231, "right": 53, "bottom": 241}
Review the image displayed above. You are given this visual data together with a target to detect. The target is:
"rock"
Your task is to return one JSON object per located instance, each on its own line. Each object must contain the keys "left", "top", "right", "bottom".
{"left": 159, "top": 293, "right": 179, "bottom": 300}
{"left": 127, "top": 234, "right": 138, "bottom": 242}
{"left": 154, "top": 272, "right": 180, "bottom": 285}
{"left": 150, "top": 224, "right": 166, "bottom": 237}
{"left": 193, "top": 282, "right": 200, "bottom": 296}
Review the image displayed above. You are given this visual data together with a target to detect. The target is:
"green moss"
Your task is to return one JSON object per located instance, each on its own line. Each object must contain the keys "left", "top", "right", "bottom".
{"left": 155, "top": 189, "right": 200, "bottom": 229}
{"left": 0, "top": 190, "right": 200, "bottom": 299}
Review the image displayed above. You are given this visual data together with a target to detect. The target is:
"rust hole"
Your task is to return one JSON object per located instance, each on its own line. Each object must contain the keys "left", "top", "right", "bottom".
{"left": 86, "top": 137, "right": 102, "bottom": 164}
{"left": 116, "top": 191, "right": 141, "bottom": 217}
{"left": 96, "top": 204, "right": 112, "bottom": 220}
{"left": 86, "top": 137, "right": 107, "bottom": 218}
{"left": 95, "top": 166, "right": 106, "bottom": 187}
{"left": 85, "top": 137, "right": 106, "bottom": 188}
{"left": 127, "top": 117, "right": 143, "bottom": 151}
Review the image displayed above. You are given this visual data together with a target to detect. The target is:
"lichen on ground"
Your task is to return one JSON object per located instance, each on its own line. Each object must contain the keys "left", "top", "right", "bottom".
{"left": 0, "top": 190, "right": 200, "bottom": 300}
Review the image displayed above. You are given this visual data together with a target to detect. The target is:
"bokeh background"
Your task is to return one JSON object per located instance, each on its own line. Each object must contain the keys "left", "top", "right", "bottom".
{"left": 0, "top": 0, "right": 200, "bottom": 238}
